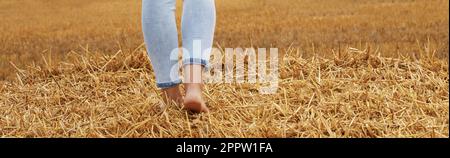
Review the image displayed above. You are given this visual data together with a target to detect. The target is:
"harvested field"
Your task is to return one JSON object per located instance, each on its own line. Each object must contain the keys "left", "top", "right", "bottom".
{"left": 0, "top": 0, "right": 448, "bottom": 137}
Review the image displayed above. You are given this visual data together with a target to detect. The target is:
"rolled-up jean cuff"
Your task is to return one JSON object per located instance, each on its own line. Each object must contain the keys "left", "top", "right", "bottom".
{"left": 156, "top": 79, "right": 182, "bottom": 89}
{"left": 182, "top": 58, "right": 209, "bottom": 72}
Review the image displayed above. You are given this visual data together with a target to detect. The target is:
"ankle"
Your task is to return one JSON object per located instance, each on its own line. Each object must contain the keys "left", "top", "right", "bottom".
{"left": 185, "top": 83, "right": 202, "bottom": 92}
{"left": 161, "top": 85, "right": 182, "bottom": 98}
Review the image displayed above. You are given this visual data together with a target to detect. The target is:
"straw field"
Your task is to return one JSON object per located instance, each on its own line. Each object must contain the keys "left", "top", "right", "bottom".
{"left": 0, "top": 0, "right": 448, "bottom": 137}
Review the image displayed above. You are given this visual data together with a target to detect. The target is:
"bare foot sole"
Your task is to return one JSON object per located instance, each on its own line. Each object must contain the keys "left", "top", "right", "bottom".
{"left": 183, "top": 92, "right": 209, "bottom": 113}
{"left": 182, "top": 65, "right": 209, "bottom": 113}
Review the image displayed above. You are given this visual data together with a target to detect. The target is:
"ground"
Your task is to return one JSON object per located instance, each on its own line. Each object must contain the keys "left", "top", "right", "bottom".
{"left": 0, "top": 0, "right": 448, "bottom": 137}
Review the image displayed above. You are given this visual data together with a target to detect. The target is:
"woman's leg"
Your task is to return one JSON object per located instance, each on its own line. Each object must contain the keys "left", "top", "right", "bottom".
{"left": 181, "top": 0, "right": 216, "bottom": 113}
{"left": 142, "top": 0, "right": 182, "bottom": 105}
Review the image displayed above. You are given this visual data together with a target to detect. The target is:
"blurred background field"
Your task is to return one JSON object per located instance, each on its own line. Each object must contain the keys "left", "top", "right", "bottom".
{"left": 0, "top": 0, "right": 448, "bottom": 80}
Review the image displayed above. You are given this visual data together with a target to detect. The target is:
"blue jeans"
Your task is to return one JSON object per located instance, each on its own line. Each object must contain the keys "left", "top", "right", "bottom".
{"left": 142, "top": 0, "right": 216, "bottom": 89}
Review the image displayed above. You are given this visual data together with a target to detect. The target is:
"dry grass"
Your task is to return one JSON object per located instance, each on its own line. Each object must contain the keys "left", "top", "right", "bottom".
{"left": 1, "top": 0, "right": 448, "bottom": 80}
{"left": 0, "top": 44, "right": 448, "bottom": 138}
{"left": 0, "top": 0, "right": 449, "bottom": 137}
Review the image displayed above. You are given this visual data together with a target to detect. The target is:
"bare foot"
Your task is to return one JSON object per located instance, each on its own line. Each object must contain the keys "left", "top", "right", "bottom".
{"left": 160, "top": 85, "right": 183, "bottom": 107}
{"left": 183, "top": 83, "right": 209, "bottom": 113}
{"left": 183, "top": 64, "right": 209, "bottom": 113}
